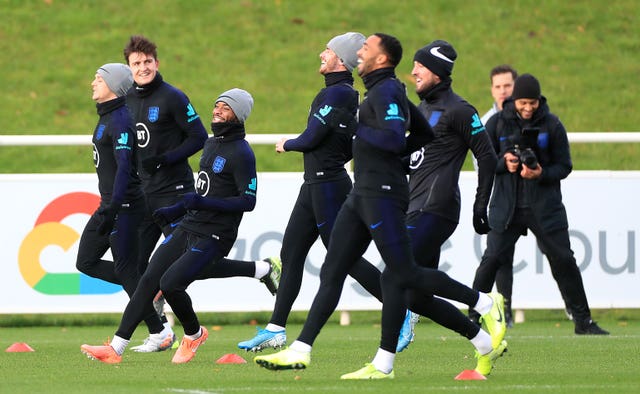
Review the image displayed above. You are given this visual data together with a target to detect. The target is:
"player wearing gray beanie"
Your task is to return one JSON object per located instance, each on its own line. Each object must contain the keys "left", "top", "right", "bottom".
{"left": 215, "top": 88, "right": 254, "bottom": 123}
{"left": 96, "top": 63, "right": 133, "bottom": 97}
{"left": 237, "top": 31, "right": 386, "bottom": 359}
{"left": 327, "top": 32, "right": 366, "bottom": 72}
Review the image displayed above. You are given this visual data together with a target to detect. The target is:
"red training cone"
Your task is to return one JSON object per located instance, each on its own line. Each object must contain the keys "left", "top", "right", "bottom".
{"left": 454, "top": 369, "right": 486, "bottom": 380}
{"left": 6, "top": 342, "right": 35, "bottom": 352}
{"left": 215, "top": 353, "right": 247, "bottom": 364}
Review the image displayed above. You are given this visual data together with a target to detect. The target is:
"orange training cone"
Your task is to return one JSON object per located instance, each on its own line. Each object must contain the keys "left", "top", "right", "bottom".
{"left": 454, "top": 369, "right": 486, "bottom": 380}
{"left": 215, "top": 353, "right": 247, "bottom": 364}
{"left": 6, "top": 342, "right": 35, "bottom": 352}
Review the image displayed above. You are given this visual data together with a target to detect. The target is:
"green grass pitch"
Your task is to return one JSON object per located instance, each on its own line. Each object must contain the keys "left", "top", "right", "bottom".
{"left": 1, "top": 314, "right": 639, "bottom": 393}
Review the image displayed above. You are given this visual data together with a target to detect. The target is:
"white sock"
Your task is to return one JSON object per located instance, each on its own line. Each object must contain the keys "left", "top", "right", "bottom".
{"left": 289, "top": 340, "right": 312, "bottom": 353}
{"left": 474, "top": 292, "right": 493, "bottom": 315}
{"left": 254, "top": 260, "right": 270, "bottom": 279}
{"left": 110, "top": 335, "right": 129, "bottom": 355}
{"left": 371, "top": 348, "right": 395, "bottom": 374}
{"left": 185, "top": 327, "right": 202, "bottom": 340}
{"left": 265, "top": 323, "right": 285, "bottom": 332}
{"left": 159, "top": 324, "right": 173, "bottom": 337}
{"left": 470, "top": 329, "right": 493, "bottom": 355}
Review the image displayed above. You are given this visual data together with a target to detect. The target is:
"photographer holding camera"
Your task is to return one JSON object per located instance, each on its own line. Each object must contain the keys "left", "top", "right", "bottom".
{"left": 471, "top": 74, "right": 608, "bottom": 335}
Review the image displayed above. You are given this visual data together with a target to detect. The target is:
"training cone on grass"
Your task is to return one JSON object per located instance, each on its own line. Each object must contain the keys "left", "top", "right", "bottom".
{"left": 454, "top": 369, "right": 487, "bottom": 380}
{"left": 6, "top": 342, "right": 35, "bottom": 352}
{"left": 216, "top": 353, "right": 247, "bottom": 364}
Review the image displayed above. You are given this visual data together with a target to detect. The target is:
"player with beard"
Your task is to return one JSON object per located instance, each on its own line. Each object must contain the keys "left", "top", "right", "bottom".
{"left": 236, "top": 32, "right": 387, "bottom": 354}
{"left": 254, "top": 34, "right": 506, "bottom": 379}
{"left": 81, "top": 88, "right": 263, "bottom": 364}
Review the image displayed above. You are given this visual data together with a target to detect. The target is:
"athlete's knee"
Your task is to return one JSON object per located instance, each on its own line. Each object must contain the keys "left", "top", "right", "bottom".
{"left": 280, "top": 248, "right": 303, "bottom": 270}
{"left": 158, "top": 275, "right": 173, "bottom": 295}
{"left": 318, "top": 259, "right": 349, "bottom": 284}
{"left": 381, "top": 267, "right": 413, "bottom": 288}
{"left": 75, "top": 258, "right": 94, "bottom": 274}
{"left": 159, "top": 275, "right": 188, "bottom": 297}
{"left": 113, "top": 258, "right": 137, "bottom": 277}
{"left": 132, "top": 271, "right": 157, "bottom": 293}
{"left": 406, "top": 289, "right": 434, "bottom": 311}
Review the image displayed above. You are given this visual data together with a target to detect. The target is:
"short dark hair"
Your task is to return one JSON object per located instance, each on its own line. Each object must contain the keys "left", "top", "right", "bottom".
{"left": 374, "top": 32, "right": 402, "bottom": 67}
{"left": 490, "top": 64, "right": 517, "bottom": 82}
{"left": 123, "top": 35, "right": 158, "bottom": 63}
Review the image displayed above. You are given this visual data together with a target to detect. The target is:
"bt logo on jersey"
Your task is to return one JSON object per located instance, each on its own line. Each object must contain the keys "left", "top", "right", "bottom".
{"left": 18, "top": 192, "right": 122, "bottom": 295}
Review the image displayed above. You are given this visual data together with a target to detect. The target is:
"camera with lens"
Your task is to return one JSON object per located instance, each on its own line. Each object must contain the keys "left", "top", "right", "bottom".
{"left": 510, "top": 127, "right": 539, "bottom": 169}
{"left": 514, "top": 146, "right": 538, "bottom": 168}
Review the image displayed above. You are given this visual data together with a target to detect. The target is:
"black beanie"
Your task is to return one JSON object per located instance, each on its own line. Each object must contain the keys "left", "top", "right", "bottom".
{"left": 413, "top": 40, "right": 457, "bottom": 78}
{"left": 512, "top": 73, "right": 541, "bottom": 100}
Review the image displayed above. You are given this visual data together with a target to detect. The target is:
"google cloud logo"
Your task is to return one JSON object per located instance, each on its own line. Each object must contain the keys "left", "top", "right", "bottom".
{"left": 18, "top": 192, "right": 122, "bottom": 295}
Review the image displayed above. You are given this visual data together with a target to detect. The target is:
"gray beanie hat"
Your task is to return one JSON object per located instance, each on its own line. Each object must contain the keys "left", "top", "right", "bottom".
{"left": 97, "top": 63, "right": 133, "bottom": 97}
{"left": 327, "top": 32, "right": 366, "bottom": 72}
{"left": 216, "top": 88, "right": 254, "bottom": 123}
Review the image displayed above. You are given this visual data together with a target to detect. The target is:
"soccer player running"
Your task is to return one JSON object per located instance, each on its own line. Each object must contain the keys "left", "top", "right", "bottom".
{"left": 237, "top": 32, "right": 386, "bottom": 353}
{"left": 76, "top": 63, "right": 165, "bottom": 342}
{"left": 361, "top": 40, "right": 504, "bottom": 377}
{"left": 254, "top": 33, "right": 506, "bottom": 379}
{"left": 81, "top": 88, "right": 261, "bottom": 364}
{"left": 122, "top": 35, "right": 207, "bottom": 350}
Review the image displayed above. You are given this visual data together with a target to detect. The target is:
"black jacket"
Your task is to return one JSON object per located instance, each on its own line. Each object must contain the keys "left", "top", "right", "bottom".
{"left": 408, "top": 81, "right": 497, "bottom": 222}
{"left": 283, "top": 71, "right": 358, "bottom": 184}
{"left": 486, "top": 96, "right": 572, "bottom": 232}
{"left": 352, "top": 68, "right": 410, "bottom": 199}
{"left": 126, "top": 73, "right": 208, "bottom": 196}
{"left": 93, "top": 96, "right": 143, "bottom": 206}
{"left": 180, "top": 122, "right": 257, "bottom": 250}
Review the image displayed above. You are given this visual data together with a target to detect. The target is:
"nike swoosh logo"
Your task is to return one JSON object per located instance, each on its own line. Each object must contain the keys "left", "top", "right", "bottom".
{"left": 370, "top": 221, "right": 383, "bottom": 229}
{"left": 317, "top": 221, "right": 326, "bottom": 228}
{"left": 429, "top": 46, "right": 454, "bottom": 63}
{"left": 494, "top": 302, "right": 504, "bottom": 323}
{"left": 191, "top": 247, "right": 203, "bottom": 253}
{"left": 170, "top": 222, "right": 179, "bottom": 228}
{"left": 339, "top": 123, "right": 347, "bottom": 128}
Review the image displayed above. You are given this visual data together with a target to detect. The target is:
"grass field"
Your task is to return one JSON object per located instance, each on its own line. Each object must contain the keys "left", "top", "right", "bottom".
{"left": 1, "top": 2, "right": 639, "bottom": 391}
{"left": 2, "top": 0, "right": 639, "bottom": 172}
{"left": 2, "top": 312, "right": 639, "bottom": 393}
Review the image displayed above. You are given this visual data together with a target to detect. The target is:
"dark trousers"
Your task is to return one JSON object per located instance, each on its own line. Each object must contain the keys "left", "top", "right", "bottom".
{"left": 297, "top": 194, "right": 480, "bottom": 353}
{"left": 494, "top": 246, "right": 515, "bottom": 313}
{"left": 141, "top": 193, "right": 256, "bottom": 283}
{"left": 403, "top": 211, "right": 482, "bottom": 341}
{"left": 137, "top": 193, "right": 183, "bottom": 276}
{"left": 473, "top": 208, "right": 592, "bottom": 324}
{"left": 76, "top": 200, "right": 161, "bottom": 332}
{"left": 116, "top": 228, "right": 227, "bottom": 339}
{"left": 270, "top": 179, "right": 382, "bottom": 327}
